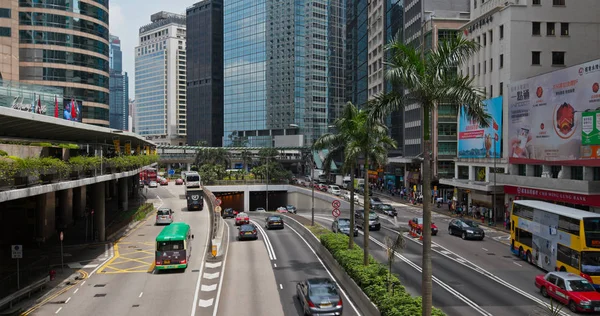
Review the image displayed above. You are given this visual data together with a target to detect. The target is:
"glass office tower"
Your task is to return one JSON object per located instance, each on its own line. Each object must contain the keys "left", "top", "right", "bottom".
{"left": 223, "top": 0, "right": 345, "bottom": 147}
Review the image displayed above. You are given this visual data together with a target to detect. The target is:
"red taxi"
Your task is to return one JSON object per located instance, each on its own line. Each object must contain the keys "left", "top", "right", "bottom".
{"left": 535, "top": 272, "right": 600, "bottom": 313}
{"left": 235, "top": 212, "right": 250, "bottom": 226}
{"left": 408, "top": 217, "right": 438, "bottom": 236}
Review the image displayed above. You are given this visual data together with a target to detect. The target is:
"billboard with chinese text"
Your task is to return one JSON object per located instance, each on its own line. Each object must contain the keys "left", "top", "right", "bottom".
{"left": 458, "top": 96, "right": 502, "bottom": 158}
{"left": 508, "top": 59, "right": 600, "bottom": 161}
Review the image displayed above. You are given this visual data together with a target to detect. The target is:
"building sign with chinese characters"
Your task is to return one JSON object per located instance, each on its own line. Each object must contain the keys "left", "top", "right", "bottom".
{"left": 504, "top": 185, "right": 600, "bottom": 207}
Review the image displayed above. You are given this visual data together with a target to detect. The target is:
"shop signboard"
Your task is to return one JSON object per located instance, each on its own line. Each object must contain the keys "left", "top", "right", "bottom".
{"left": 508, "top": 59, "right": 600, "bottom": 162}
{"left": 458, "top": 96, "right": 503, "bottom": 158}
{"left": 504, "top": 185, "right": 600, "bottom": 207}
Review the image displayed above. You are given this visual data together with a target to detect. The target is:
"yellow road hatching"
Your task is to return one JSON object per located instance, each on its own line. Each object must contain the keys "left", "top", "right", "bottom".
{"left": 97, "top": 241, "right": 156, "bottom": 274}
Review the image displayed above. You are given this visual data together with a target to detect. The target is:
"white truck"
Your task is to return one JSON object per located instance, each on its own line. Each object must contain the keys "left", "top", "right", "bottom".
{"left": 312, "top": 169, "right": 327, "bottom": 183}
{"left": 335, "top": 175, "right": 344, "bottom": 186}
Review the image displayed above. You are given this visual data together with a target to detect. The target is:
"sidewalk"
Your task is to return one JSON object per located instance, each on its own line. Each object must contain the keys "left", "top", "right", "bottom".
{"left": 372, "top": 189, "right": 510, "bottom": 234}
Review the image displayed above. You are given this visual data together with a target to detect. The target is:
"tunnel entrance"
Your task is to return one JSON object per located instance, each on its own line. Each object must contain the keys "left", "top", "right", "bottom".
{"left": 250, "top": 191, "right": 287, "bottom": 212}
{"left": 214, "top": 191, "right": 244, "bottom": 212}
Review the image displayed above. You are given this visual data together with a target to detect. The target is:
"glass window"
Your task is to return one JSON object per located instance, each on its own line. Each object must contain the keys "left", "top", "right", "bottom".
{"left": 532, "top": 51, "right": 541, "bottom": 65}
{"left": 499, "top": 25, "right": 504, "bottom": 39}
{"left": 557, "top": 243, "right": 580, "bottom": 269}
{"left": 558, "top": 215, "right": 580, "bottom": 235}
{"left": 553, "top": 0, "right": 565, "bottom": 5}
{"left": 0, "top": 27, "right": 10, "bottom": 37}
{"left": 157, "top": 240, "right": 184, "bottom": 251}
{"left": 0, "top": 8, "right": 10, "bottom": 18}
{"left": 552, "top": 52, "right": 565, "bottom": 66}
{"left": 513, "top": 204, "right": 534, "bottom": 220}
{"left": 583, "top": 218, "right": 600, "bottom": 248}
{"left": 546, "top": 22, "right": 555, "bottom": 36}
{"left": 581, "top": 252, "right": 600, "bottom": 275}
{"left": 18, "top": 1, "right": 108, "bottom": 23}
{"left": 532, "top": 22, "right": 541, "bottom": 35}
{"left": 19, "top": 12, "right": 108, "bottom": 39}
{"left": 20, "top": 67, "right": 109, "bottom": 89}
{"left": 516, "top": 227, "right": 533, "bottom": 247}
{"left": 19, "top": 48, "right": 109, "bottom": 73}
{"left": 19, "top": 30, "right": 109, "bottom": 55}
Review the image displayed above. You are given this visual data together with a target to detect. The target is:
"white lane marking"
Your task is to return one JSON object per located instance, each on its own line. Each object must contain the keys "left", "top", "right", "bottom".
{"left": 205, "top": 262, "right": 222, "bottom": 269}
{"left": 279, "top": 284, "right": 283, "bottom": 290}
{"left": 73, "top": 288, "right": 79, "bottom": 294}
{"left": 65, "top": 297, "right": 71, "bottom": 304}
{"left": 311, "top": 215, "right": 491, "bottom": 316}
{"left": 203, "top": 272, "right": 220, "bottom": 280}
{"left": 198, "top": 298, "right": 214, "bottom": 308}
{"left": 201, "top": 284, "right": 217, "bottom": 292}
{"left": 190, "top": 206, "right": 211, "bottom": 316}
{"left": 211, "top": 221, "right": 230, "bottom": 316}
{"left": 285, "top": 219, "right": 362, "bottom": 316}
{"left": 514, "top": 262, "right": 522, "bottom": 267}
{"left": 89, "top": 244, "right": 113, "bottom": 278}
{"left": 482, "top": 248, "right": 488, "bottom": 252}
{"left": 67, "top": 263, "right": 83, "bottom": 269}
{"left": 55, "top": 307, "right": 62, "bottom": 314}
{"left": 139, "top": 292, "right": 143, "bottom": 298}
{"left": 251, "top": 220, "right": 277, "bottom": 260}
{"left": 274, "top": 263, "right": 277, "bottom": 268}
{"left": 156, "top": 194, "right": 164, "bottom": 209}
{"left": 80, "top": 281, "right": 86, "bottom": 286}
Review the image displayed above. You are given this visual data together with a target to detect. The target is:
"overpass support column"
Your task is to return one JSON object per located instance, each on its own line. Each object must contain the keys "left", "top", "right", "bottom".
{"left": 36, "top": 192, "right": 56, "bottom": 243}
{"left": 58, "top": 189, "right": 73, "bottom": 228}
{"left": 132, "top": 174, "right": 140, "bottom": 201}
{"left": 118, "top": 178, "right": 128, "bottom": 211}
{"left": 244, "top": 189, "right": 250, "bottom": 212}
{"left": 73, "top": 186, "right": 86, "bottom": 219}
{"left": 187, "top": 163, "right": 191, "bottom": 171}
{"left": 92, "top": 182, "right": 106, "bottom": 242}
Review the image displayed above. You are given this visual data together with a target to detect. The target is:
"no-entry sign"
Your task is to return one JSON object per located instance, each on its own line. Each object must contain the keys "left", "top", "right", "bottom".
{"left": 332, "top": 209, "right": 341, "bottom": 217}
{"left": 332, "top": 200, "right": 341, "bottom": 209}
{"left": 215, "top": 198, "right": 222, "bottom": 206}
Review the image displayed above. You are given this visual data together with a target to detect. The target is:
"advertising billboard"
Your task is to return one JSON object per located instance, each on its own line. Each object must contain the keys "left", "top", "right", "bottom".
{"left": 458, "top": 96, "right": 502, "bottom": 158}
{"left": 508, "top": 59, "right": 600, "bottom": 161}
{"left": 63, "top": 99, "right": 82, "bottom": 122}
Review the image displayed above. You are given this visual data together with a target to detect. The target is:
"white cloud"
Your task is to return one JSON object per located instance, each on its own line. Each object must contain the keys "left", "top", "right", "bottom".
{"left": 109, "top": 5, "right": 125, "bottom": 33}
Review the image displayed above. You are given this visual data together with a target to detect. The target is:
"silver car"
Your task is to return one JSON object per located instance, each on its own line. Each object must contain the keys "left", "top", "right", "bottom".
{"left": 155, "top": 208, "right": 173, "bottom": 225}
{"left": 149, "top": 180, "right": 158, "bottom": 188}
{"left": 297, "top": 278, "right": 343, "bottom": 315}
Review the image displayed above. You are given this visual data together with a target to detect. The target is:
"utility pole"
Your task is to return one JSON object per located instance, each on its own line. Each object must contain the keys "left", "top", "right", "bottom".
{"left": 492, "top": 137, "right": 497, "bottom": 226}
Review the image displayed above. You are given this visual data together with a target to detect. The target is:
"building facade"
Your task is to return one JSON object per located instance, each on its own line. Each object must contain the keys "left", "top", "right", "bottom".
{"left": 109, "top": 35, "right": 129, "bottom": 131}
{"left": 441, "top": 0, "right": 600, "bottom": 218}
{"left": 0, "top": 0, "right": 110, "bottom": 126}
{"left": 128, "top": 99, "right": 136, "bottom": 132}
{"left": 222, "top": 0, "right": 345, "bottom": 147}
{"left": 186, "top": 0, "right": 224, "bottom": 147}
{"left": 135, "top": 12, "right": 187, "bottom": 146}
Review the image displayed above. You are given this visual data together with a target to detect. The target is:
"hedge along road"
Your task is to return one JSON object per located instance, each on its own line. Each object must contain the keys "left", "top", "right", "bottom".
{"left": 306, "top": 214, "right": 551, "bottom": 316}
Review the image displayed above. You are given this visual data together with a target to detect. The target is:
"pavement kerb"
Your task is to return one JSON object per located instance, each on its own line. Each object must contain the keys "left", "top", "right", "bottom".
{"left": 19, "top": 270, "right": 86, "bottom": 316}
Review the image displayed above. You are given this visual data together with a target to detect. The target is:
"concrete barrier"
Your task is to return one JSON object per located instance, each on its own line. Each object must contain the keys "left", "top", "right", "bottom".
{"left": 201, "top": 186, "right": 225, "bottom": 258}
{"left": 283, "top": 215, "right": 381, "bottom": 316}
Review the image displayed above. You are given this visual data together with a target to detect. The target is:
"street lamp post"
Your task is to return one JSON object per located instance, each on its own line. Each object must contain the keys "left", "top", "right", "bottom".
{"left": 492, "top": 137, "right": 497, "bottom": 226}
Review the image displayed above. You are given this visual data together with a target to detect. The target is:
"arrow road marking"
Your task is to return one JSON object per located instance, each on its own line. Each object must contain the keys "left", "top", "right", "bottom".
{"left": 201, "top": 284, "right": 217, "bottom": 292}
{"left": 203, "top": 272, "right": 219, "bottom": 280}
{"left": 205, "top": 262, "right": 222, "bottom": 269}
{"left": 198, "top": 298, "right": 214, "bottom": 307}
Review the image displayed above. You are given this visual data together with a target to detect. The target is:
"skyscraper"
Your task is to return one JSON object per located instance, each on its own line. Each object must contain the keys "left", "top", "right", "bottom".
{"left": 222, "top": 0, "right": 345, "bottom": 147}
{"left": 0, "top": 0, "right": 110, "bottom": 125}
{"left": 109, "top": 35, "right": 129, "bottom": 131}
{"left": 345, "top": 0, "right": 369, "bottom": 108}
{"left": 135, "top": 12, "right": 187, "bottom": 146}
{"left": 186, "top": 0, "right": 224, "bottom": 147}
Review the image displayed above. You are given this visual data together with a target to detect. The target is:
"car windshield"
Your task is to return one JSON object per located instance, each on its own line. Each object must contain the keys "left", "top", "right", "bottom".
{"left": 268, "top": 216, "right": 281, "bottom": 221}
{"left": 568, "top": 279, "right": 596, "bottom": 292}
{"left": 373, "top": 197, "right": 382, "bottom": 202}
{"left": 186, "top": 175, "right": 200, "bottom": 181}
{"left": 379, "top": 204, "right": 392, "bottom": 210}
{"left": 369, "top": 212, "right": 378, "bottom": 220}
{"left": 237, "top": 213, "right": 248, "bottom": 217}
{"left": 287, "top": 205, "right": 294, "bottom": 209}
{"left": 337, "top": 219, "right": 350, "bottom": 227}
{"left": 309, "top": 285, "right": 338, "bottom": 297}
{"left": 240, "top": 224, "right": 255, "bottom": 231}
{"left": 581, "top": 252, "right": 600, "bottom": 275}
{"left": 330, "top": 186, "right": 339, "bottom": 190}
{"left": 157, "top": 209, "right": 170, "bottom": 215}
{"left": 462, "top": 220, "right": 478, "bottom": 228}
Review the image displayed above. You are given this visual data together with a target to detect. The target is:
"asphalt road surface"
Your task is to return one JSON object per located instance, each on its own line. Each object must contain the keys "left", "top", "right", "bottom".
{"left": 31, "top": 185, "right": 212, "bottom": 316}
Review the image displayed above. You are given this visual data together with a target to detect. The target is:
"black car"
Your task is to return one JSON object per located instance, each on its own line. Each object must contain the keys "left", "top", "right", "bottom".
{"left": 448, "top": 219, "right": 485, "bottom": 240}
{"left": 332, "top": 218, "right": 358, "bottom": 237}
{"left": 237, "top": 224, "right": 258, "bottom": 241}
{"left": 222, "top": 208, "right": 235, "bottom": 219}
{"left": 265, "top": 215, "right": 284, "bottom": 230}
{"left": 296, "top": 278, "right": 343, "bottom": 315}
{"left": 374, "top": 204, "right": 397, "bottom": 217}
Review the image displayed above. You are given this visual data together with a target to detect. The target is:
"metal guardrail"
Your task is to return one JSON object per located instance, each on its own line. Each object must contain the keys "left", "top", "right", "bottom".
{"left": 201, "top": 186, "right": 222, "bottom": 243}
{"left": 0, "top": 276, "right": 49, "bottom": 311}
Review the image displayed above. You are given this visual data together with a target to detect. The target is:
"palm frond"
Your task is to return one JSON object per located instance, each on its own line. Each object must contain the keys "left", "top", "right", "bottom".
{"left": 437, "top": 75, "right": 490, "bottom": 128}
{"left": 429, "top": 35, "right": 480, "bottom": 74}
{"left": 367, "top": 91, "right": 406, "bottom": 124}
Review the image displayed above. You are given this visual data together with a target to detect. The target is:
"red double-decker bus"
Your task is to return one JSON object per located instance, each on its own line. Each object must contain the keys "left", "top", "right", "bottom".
{"left": 140, "top": 168, "right": 157, "bottom": 185}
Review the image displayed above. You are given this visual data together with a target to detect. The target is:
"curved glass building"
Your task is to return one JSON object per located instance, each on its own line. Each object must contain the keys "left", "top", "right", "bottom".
{"left": 8, "top": 0, "right": 111, "bottom": 126}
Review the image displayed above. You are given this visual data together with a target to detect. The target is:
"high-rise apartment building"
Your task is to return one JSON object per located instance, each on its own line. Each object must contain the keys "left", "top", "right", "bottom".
{"left": 0, "top": 0, "right": 110, "bottom": 126}
{"left": 129, "top": 99, "right": 136, "bottom": 132}
{"left": 186, "top": 0, "right": 224, "bottom": 147}
{"left": 345, "top": 0, "right": 369, "bottom": 107}
{"left": 222, "top": 0, "right": 345, "bottom": 147}
{"left": 442, "top": 0, "right": 600, "bottom": 217}
{"left": 135, "top": 12, "right": 187, "bottom": 146}
{"left": 109, "top": 35, "right": 129, "bottom": 131}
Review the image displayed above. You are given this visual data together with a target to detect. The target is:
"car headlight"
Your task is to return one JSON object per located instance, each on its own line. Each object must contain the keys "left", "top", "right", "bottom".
{"left": 466, "top": 230, "right": 474, "bottom": 234}
{"left": 580, "top": 301, "right": 591, "bottom": 306}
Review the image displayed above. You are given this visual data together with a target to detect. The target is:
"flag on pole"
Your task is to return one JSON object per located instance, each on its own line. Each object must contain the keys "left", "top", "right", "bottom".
{"left": 37, "top": 94, "right": 42, "bottom": 114}
{"left": 70, "top": 99, "right": 77, "bottom": 120}
{"left": 31, "top": 93, "right": 35, "bottom": 113}
{"left": 54, "top": 95, "right": 59, "bottom": 118}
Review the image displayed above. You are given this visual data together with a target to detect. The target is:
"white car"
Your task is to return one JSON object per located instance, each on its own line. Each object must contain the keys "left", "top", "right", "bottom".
{"left": 327, "top": 185, "right": 341, "bottom": 195}
{"left": 148, "top": 180, "right": 158, "bottom": 188}
{"left": 255, "top": 207, "right": 266, "bottom": 212}
{"left": 344, "top": 191, "right": 361, "bottom": 203}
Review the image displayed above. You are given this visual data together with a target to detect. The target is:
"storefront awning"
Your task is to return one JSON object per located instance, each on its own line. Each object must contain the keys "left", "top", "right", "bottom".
{"left": 439, "top": 178, "right": 503, "bottom": 193}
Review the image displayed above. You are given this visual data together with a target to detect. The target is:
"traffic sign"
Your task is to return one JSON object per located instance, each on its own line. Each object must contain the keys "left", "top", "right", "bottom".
{"left": 60, "top": 232, "right": 64, "bottom": 241}
{"left": 215, "top": 206, "right": 222, "bottom": 213}
{"left": 215, "top": 198, "right": 222, "bottom": 206}
{"left": 168, "top": 169, "right": 175, "bottom": 175}
{"left": 332, "top": 200, "right": 341, "bottom": 209}
{"left": 12, "top": 245, "right": 22, "bottom": 259}
{"left": 332, "top": 208, "right": 341, "bottom": 218}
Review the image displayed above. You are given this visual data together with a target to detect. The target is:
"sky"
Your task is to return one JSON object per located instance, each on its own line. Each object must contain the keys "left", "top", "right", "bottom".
{"left": 109, "top": 0, "right": 193, "bottom": 99}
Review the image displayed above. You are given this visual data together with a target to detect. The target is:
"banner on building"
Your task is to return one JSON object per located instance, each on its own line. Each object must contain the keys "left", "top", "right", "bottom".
{"left": 508, "top": 59, "right": 600, "bottom": 161}
{"left": 124, "top": 141, "right": 131, "bottom": 155}
{"left": 136, "top": 145, "right": 141, "bottom": 155}
{"left": 458, "top": 96, "right": 503, "bottom": 158}
{"left": 113, "top": 137, "right": 120, "bottom": 154}
{"left": 63, "top": 99, "right": 82, "bottom": 122}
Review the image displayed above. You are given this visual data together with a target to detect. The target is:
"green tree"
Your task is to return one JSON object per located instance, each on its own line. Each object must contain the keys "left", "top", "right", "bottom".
{"left": 314, "top": 102, "right": 362, "bottom": 250}
{"left": 240, "top": 150, "right": 253, "bottom": 178}
{"left": 210, "top": 148, "right": 231, "bottom": 169}
{"left": 194, "top": 141, "right": 210, "bottom": 168}
{"left": 258, "top": 147, "right": 279, "bottom": 165}
{"left": 370, "top": 34, "right": 489, "bottom": 316}
{"left": 198, "top": 164, "right": 218, "bottom": 184}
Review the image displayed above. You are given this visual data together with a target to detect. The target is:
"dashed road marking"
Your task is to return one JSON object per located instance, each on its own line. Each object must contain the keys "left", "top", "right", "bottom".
{"left": 201, "top": 284, "right": 217, "bottom": 292}
{"left": 513, "top": 262, "right": 522, "bottom": 267}
{"left": 55, "top": 307, "right": 62, "bottom": 314}
{"left": 73, "top": 288, "right": 79, "bottom": 294}
{"left": 482, "top": 248, "right": 488, "bottom": 252}
{"left": 205, "top": 262, "right": 222, "bottom": 269}
{"left": 139, "top": 292, "right": 143, "bottom": 298}
{"left": 203, "top": 272, "right": 219, "bottom": 280}
{"left": 65, "top": 297, "right": 71, "bottom": 304}
{"left": 198, "top": 298, "right": 214, "bottom": 308}
{"left": 279, "top": 284, "right": 283, "bottom": 290}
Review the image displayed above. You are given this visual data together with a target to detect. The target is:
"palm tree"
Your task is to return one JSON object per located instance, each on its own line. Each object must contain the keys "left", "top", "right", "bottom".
{"left": 240, "top": 150, "right": 253, "bottom": 179}
{"left": 314, "top": 102, "right": 361, "bottom": 249}
{"left": 210, "top": 148, "right": 231, "bottom": 169}
{"left": 370, "top": 34, "right": 489, "bottom": 316}
{"left": 194, "top": 141, "right": 210, "bottom": 168}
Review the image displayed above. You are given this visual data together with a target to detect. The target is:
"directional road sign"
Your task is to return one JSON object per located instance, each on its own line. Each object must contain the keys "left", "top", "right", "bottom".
{"left": 332, "top": 209, "right": 341, "bottom": 218}
{"left": 168, "top": 169, "right": 175, "bottom": 175}
{"left": 11, "top": 245, "right": 22, "bottom": 259}
{"left": 332, "top": 200, "right": 341, "bottom": 209}
{"left": 215, "top": 198, "right": 222, "bottom": 206}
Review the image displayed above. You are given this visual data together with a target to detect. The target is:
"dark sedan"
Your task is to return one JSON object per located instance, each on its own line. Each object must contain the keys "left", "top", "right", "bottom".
{"left": 222, "top": 208, "right": 236, "bottom": 219}
{"left": 237, "top": 224, "right": 258, "bottom": 241}
{"left": 448, "top": 219, "right": 485, "bottom": 240}
{"left": 375, "top": 204, "right": 397, "bottom": 217}
{"left": 332, "top": 218, "right": 358, "bottom": 237}
{"left": 296, "top": 278, "right": 343, "bottom": 315}
{"left": 265, "top": 215, "right": 284, "bottom": 230}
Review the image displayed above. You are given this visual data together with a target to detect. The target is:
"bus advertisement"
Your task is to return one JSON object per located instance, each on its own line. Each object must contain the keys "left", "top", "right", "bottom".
{"left": 155, "top": 222, "right": 193, "bottom": 271}
{"left": 510, "top": 200, "right": 600, "bottom": 288}
{"left": 140, "top": 168, "right": 157, "bottom": 185}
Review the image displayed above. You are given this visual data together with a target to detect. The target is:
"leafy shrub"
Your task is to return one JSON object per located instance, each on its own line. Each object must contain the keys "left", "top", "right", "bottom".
{"left": 0, "top": 150, "right": 7, "bottom": 156}
{"left": 320, "top": 232, "right": 446, "bottom": 316}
